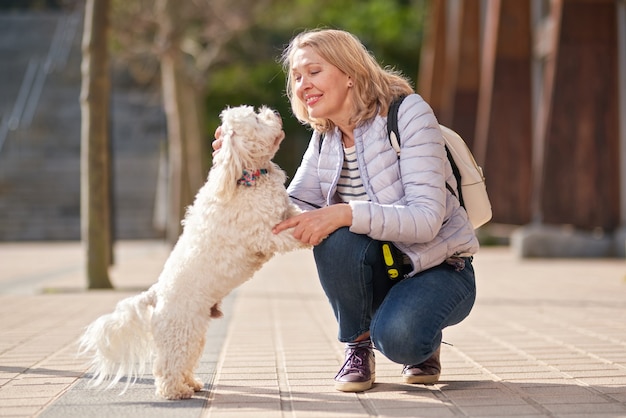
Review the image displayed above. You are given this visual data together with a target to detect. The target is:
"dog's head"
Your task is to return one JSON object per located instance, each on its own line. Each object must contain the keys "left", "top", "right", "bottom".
{"left": 211, "top": 105, "right": 285, "bottom": 199}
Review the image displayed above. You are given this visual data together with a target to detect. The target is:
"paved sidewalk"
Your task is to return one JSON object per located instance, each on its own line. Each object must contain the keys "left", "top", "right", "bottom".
{"left": 1, "top": 241, "right": 626, "bottom": 417}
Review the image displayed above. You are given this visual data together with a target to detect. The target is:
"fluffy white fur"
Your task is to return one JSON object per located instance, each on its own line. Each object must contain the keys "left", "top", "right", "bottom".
{"left": 79, "top": 105, "right": 308, "bottom": 400}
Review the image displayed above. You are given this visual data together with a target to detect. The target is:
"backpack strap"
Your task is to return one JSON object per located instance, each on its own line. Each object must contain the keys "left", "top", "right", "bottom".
{"left": 445, "top": 146, "right": 464, "bottom": 207}
{"left": 317, "top": 131, "right": 325, "bottom": 154}
{"left": 386, "top": 96, "right": 406, "bottom": 158}
{"left": 386, "top": 95, "right": 460, "bottom": 203}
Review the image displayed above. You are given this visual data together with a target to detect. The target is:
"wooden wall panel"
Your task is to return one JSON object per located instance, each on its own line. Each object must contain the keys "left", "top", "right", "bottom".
{"left": 449, "top": 0, "right": 481, "bottom": 149}
{"left": 419, "top": 0, "right": 480, "bottom": 148}
{"left": 417, "top": 0, "right": 447, "bottom": 118}
{"left": 540, "top": 0, "right": 620, "bottom": 230}
{"left": 417, "top": 0, "right": 622, "bottom": 233}
{"left": 474, "top": 0, "right": 533, "bottom": 225}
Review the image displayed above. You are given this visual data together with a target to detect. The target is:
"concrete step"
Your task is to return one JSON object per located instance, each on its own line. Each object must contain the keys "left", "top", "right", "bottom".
{"left": 0, "top": 10, "right": 168, "bottom": 241}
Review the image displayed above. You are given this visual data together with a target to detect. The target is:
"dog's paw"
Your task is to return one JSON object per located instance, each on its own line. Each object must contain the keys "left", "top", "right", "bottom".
{"left": 292, "top": 238, "right": 313, "bottom": 251}
{"left": 186, "top": 376, "right": 204, "bottom": 392}
{"left": 157, "top": 384, "right": 195, "bottom": 400}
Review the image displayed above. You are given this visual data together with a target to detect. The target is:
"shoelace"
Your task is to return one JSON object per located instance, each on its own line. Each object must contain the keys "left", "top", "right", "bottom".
{"left": 402, "top": 364, "right": 421, "bottom": 373}
{"left": 337, "top": 346, "right": 370, "bottom": 377}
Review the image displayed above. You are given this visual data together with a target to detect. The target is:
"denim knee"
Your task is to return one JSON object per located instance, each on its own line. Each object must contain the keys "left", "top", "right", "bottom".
{"left": 370, "top": 260, "right": 475, "bottom": 365}
{"left": 370, "top": 314, "right": 440, "bottom": 365}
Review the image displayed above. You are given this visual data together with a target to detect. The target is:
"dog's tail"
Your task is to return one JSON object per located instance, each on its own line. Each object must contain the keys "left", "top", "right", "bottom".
{"left": 78, "top": 286, "right": 158, "bottom": 392}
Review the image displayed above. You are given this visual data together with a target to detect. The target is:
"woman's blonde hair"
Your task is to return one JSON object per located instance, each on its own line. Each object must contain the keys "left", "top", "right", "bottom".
{"left": 280, "top": 28, "right": 414, "bottom": 133}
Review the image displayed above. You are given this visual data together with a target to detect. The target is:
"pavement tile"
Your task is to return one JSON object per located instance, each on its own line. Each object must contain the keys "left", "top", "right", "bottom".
{"left": 568, "top": 370, "right": 626, "bottom": 378}
{"left": 457, "top": 404, "right": 545, "bottom": 416}
{"left": 0, "top": 406, "right": 42, "bottom": 417}
{"left": 450, "top": 396, "right": 534, "bottom": 407}
{"left": 542, "top": 402, "right": 626, "bottom": 415}
{"left": 205, "top": 412, "right": 283, "bottom": 418}
{"left": 596, "top": 385, "right": 626, "bottom": 394}
{"left": 576, "top": 376, "right": 626, "bottom": 385}
{"left": 612, "top": 393, "right": 626, "bottom": 402}
{"left": 521, "top": 384, "right": 598, "bottom": 395}
{"left": 529, "top": 393, "right": 615, "bottom": 405}
{"left": 0, "top": 397, "right": 51, "bottom": 407}
{"left": 0, "top": 382, "right": 69, "bottom": 398}
{"left": 380, "top": 411, "right": 460, "bottom": 418}
{"left": 439, "top": 387, "right": 512, "bottom": 399}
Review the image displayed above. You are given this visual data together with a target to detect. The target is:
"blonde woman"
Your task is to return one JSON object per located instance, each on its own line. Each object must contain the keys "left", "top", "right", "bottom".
{"left": 216, "top": 28, "right": 478, "bottom": 392}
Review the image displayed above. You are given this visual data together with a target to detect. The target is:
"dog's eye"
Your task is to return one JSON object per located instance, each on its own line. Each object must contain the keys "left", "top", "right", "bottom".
{"left": 273, "top": 110, "right": 281, "bottom": 118}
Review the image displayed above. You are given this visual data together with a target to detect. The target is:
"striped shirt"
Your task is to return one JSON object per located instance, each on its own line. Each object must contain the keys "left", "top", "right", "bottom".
{"left": 337, "top": 146, "right": 369, "bottom": 203}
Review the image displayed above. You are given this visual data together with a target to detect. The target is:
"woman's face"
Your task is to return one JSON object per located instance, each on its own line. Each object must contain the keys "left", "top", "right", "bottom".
{"left": 291, "top": 46, "right": 353, "bottom": 128}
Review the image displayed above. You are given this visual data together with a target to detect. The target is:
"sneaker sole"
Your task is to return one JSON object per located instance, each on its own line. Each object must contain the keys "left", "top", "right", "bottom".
{"left": 403, "top": 373, "right": 440, "bottom": 385}
{"left": 334, "top": 374, "right": 375, "bottom": 392}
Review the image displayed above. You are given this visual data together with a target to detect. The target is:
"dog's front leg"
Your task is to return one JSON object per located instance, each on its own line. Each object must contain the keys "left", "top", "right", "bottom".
{"left": 269, "top": 204, "right": 311, "bottom": 252}
{"left": 285, "top": 203, "right": 304, "bottom": 219}
{"left": 271, "top": 228, "right": 311, "bottom": 253}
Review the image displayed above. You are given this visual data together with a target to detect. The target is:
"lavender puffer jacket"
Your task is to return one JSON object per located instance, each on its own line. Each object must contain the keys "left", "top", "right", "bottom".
{"left": 287, "top": 94, "right": 479, "bottom": 275}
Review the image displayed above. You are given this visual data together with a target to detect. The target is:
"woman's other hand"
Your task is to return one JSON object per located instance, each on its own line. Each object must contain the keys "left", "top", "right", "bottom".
{"left": 212, "top": 126, "right": 223, "bottom": 157}
{"left": 272, "top": 204, "right": 352, "bottom": 245}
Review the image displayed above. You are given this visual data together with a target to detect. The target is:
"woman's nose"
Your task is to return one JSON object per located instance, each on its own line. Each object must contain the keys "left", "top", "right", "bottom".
{"left": 296, "top": 84, "right": 309, "bottom": 100}
{"left": 297, "top": 75, "right": 311, "bottom": 89}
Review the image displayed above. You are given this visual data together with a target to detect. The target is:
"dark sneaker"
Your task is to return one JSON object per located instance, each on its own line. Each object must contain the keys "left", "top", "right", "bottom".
{"left": 334, "top": 342, "right": 375, "bottom": 392}
{"left": 402, "top": 346, "right": 441, "bottom": 384}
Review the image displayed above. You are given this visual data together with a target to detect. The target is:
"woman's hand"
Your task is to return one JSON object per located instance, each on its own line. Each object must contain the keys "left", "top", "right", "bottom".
{"left": 272, "top": 204, "right": 352, "bottom": 245}
{"left": 212, "top": 126, "right": 223, "bottom": 157}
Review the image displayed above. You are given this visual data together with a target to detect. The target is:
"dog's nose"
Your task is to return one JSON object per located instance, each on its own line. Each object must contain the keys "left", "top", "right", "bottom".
{"left": 273, "top": 110, "right": 281, "bottom": 118}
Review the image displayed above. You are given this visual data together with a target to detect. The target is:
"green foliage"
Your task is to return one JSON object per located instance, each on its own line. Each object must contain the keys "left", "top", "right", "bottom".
{"left": 205, "top": 0, "right": 427, "bottom": 176}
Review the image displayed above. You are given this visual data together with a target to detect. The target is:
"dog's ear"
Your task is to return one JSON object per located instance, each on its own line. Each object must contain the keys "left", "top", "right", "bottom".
{"left": 210, "top": 127, "right": 244, "bottom": 200}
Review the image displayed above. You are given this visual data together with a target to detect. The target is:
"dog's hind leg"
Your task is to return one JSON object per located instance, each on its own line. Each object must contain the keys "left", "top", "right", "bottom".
{"left": 152, "top": 314, "right": 210, "bottom": 399}
{"left": 151, "top": 317, "right": 195, "bottom": 400}
{"left": 153, "top": 351, "right": 194, "bottom": 399}
{"left": 182, "top": 333, "right": 206, "bottom": 392}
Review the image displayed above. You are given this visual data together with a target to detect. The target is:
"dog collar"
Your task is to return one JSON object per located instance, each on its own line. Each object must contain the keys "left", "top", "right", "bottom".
{"left": 237, "top": 169, "right": 268, "bottom": 186}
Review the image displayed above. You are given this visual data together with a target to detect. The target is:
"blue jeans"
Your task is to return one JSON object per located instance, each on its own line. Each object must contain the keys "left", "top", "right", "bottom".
{"left": 313, "top": 227, "right": 476, "bottom": 365}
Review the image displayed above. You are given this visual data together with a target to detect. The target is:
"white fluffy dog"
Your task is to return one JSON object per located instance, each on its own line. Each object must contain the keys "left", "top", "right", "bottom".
{"left": 79, "top": 105, "right": 308, "bottom": 400}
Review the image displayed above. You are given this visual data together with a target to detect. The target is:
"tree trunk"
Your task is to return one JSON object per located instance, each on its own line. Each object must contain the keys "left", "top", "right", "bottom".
{"left": 181, "top": 79, "right": 208, "bottom": 194}
{"left": 157, "top": 0, "right": 207, "bottom": 244}
{"left": 80, "top": 0, "right": 113, "bottom": 289}
{"left": 160, "top": 50, "right": 187, "bottom": 243}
